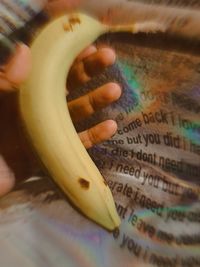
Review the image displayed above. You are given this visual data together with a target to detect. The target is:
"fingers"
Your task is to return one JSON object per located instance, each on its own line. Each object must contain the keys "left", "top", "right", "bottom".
{"left": 79, "top": 120, "right": 117, "bottom": 149}
{"left": 68, "top": 46, "right": 120, "bottom": 148}
{"left": 67, "top": 47, "right": 116, "bottom": 89}
{"left": 0, "top": 44, "right": 31, "bottom": 91}
{"left": 75, "top": 45, "right": 97, "bottom": 63}
{"left": 68, "top": 82, "right": 121, "bottom": 122}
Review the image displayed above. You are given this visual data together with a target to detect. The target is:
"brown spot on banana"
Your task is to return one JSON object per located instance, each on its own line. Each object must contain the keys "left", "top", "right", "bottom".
{"left": 19, "top": 13, "right": 166, "bottom": 230}
{"left": 63, "top": 22, "right": 73, "bottom": 32}
{"left": 69, "top": 16, "right": 81, "bottom": 25}
{"left": 78, "top": 178, "right": 90, "bottom": 189}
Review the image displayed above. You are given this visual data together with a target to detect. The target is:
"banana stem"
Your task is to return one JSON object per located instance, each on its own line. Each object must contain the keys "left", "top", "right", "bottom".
{"left": 108, "top": 21, "right": 167, "bottom": 34}
{"left": 108, "top": 24, "right": 136, "bottom": 33}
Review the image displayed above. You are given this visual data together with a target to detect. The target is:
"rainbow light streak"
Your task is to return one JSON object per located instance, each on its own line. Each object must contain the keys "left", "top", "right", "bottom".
{"left": 117, "top": 60, "right": 142, "bottom": 112}
{"left": 43, "top": 215, "right": 110, "bottom": 267}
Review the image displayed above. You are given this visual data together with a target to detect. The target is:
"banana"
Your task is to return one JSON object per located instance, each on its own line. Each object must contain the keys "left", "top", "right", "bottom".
{"left": 19, "top": 13, "right": 161, "bottom": 231}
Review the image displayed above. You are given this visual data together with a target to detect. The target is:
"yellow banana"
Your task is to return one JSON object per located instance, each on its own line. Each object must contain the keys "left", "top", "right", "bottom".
{"left": 19, "top": 13, "right": 163, "bottom": 230}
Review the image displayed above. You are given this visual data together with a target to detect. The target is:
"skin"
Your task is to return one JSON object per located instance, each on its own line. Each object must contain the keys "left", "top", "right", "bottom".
{"left": 0, "top": 1, "right": 121, "bottom": 197}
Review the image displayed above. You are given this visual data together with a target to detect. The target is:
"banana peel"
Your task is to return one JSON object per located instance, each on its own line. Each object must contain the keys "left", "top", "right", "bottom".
{"left": 19, "top": 13, "right": 162, "bottom": 230}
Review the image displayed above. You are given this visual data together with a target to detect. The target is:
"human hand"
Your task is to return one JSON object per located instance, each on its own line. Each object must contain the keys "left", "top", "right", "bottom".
{"left": 0, "top": 0, "right": 82, "bottom": 89}
{"left": 0, "top": 44, "right": 121, "bottom": 150}
{"left": 0, "top": 2, "right": 121, "bottom": 197}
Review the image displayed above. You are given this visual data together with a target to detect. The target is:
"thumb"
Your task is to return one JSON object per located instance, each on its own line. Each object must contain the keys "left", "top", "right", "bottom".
{"left": 0, "top": 44, "right": 31, "bottom": 91}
